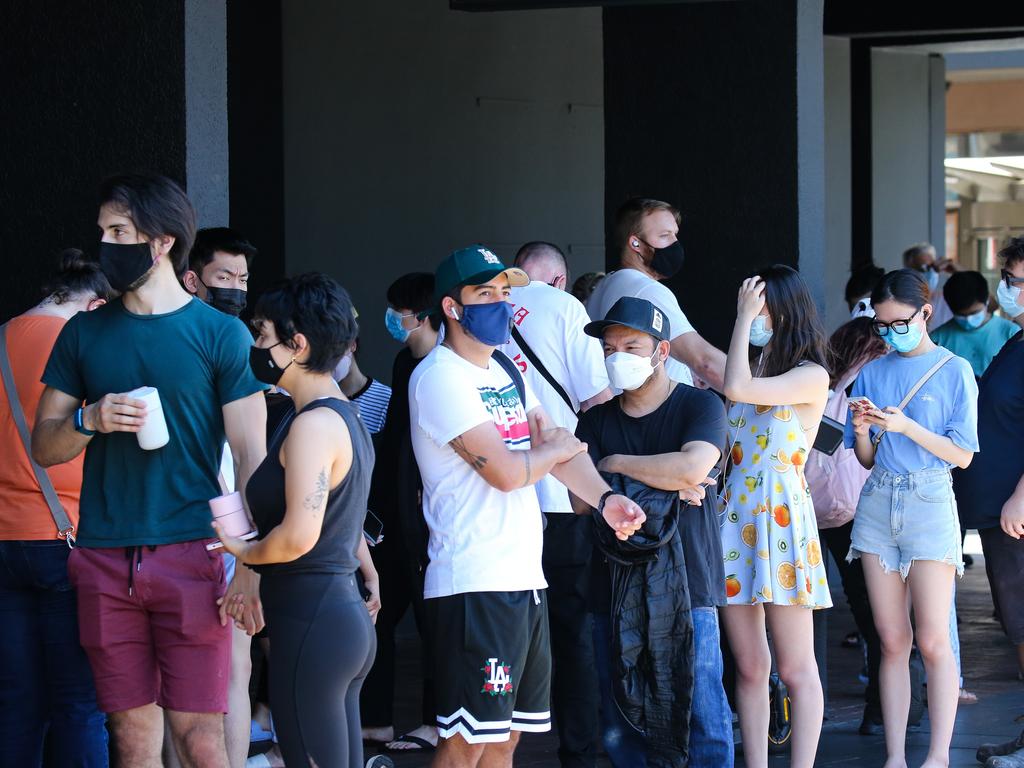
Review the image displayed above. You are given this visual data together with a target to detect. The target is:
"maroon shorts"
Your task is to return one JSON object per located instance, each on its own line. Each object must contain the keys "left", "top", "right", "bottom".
{"left": 67, "top": 539, "right": 230, "bottom": 714}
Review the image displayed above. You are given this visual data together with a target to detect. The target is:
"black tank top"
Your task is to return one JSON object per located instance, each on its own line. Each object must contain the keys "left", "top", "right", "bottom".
{"left": 246, "top": 397, "right": 374, "bottom": 577}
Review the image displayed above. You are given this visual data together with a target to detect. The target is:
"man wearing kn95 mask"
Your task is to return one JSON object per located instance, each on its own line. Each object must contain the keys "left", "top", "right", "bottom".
{"left": 578, "top": 296, "right": 733, "bottom": 767}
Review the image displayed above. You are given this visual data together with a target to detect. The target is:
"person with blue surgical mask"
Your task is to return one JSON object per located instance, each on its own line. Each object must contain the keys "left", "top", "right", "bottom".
{"left": 845, "top": 269, "right": 979, "bottom": 768}
{"left": 359, "top": 272, "right": 442, "bottom": 755}
{"left": 902, "top": 242, "right": 960, "bottom": 330}
{"left": 931, "top": 270, "right": 1018, "bottom": 379}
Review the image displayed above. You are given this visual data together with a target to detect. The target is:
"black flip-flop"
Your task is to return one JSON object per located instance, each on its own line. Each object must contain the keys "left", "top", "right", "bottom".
{"left": 383, "top": 734, "right": 436, "bottom": 753}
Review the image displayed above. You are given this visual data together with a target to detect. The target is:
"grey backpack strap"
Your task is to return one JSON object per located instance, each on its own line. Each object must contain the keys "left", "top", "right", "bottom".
{"left": 871, "top": 353, "right": 955, "bottom": 451}
{"left": 0, "top": 323, "right": 76, "bottom": 544}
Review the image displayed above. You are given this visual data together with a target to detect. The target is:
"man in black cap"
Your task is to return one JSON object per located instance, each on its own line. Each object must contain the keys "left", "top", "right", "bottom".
{"left": 409, "top": 246, "right": 646, "bottom": 768}
{"left": 577, "top": 296, "right": 733, "bottom": 767}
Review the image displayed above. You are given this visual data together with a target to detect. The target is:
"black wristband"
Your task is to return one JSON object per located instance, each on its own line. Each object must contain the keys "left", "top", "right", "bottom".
{"left": 74, "top": 407, "right": 96, "bottom": 437}
{"left": 596, "top": 489, "right": 615, "bottom": 515}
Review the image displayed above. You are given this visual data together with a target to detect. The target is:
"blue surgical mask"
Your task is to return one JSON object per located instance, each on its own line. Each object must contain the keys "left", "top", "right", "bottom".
{"left": 749, "top": 315, "right": 774, "bottom": 347}
{"left": 385, "top": 307, "right": 417, "bottom": 343}
{"left": 882, "top": 323, "right": 924, "bottom": 354}
{"left": 453, "top": 301, "right": 513, "bottom": 347}
{"left": 997, "top": 281, "right": 1024, "bottom": 319}
{"left": 919, "top": 266, "right": 940, "bottom": 292}
{"left": 954, "top": 309, "right": 986, "bottom": 331}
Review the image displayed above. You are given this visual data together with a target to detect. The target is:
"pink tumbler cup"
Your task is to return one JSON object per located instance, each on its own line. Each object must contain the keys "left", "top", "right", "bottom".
{"left": 209, "top": 492, "right": 257, "bottom": 540}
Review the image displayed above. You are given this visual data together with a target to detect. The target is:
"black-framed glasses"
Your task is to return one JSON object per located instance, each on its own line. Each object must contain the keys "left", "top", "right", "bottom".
{"left": 1001, "top": 269, "right": 1024, "bottom": 288}
{"left": 872, "top": 309, "right": 920, "bottom": 336}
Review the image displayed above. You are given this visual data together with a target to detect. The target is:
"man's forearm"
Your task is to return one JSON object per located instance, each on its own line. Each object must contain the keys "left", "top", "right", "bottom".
{"left": 32, "top": 415, "right": 90, "bottom": 467}
{"left": 603, "top": 452, "right": 710, "bottom": 492}
{"left": 551, "top": 452, "right": 610, "bottom": 509}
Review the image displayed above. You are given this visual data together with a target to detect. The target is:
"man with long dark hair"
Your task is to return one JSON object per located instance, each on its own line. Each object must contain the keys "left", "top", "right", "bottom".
{"left": 32, "top": 174, "right": 267, "bottom": 768}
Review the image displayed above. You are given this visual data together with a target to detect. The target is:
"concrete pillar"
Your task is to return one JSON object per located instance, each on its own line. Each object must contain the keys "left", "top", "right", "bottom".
{"left": 603, "top": 0, "right": 827, "bottom": 348}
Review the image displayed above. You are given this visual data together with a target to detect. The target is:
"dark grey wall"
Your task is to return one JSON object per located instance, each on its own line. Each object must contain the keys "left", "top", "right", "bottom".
{"left": 0, "top": 1, "right": 187, "bottom": 321}
{"left": 604, "top": 0, "right": 826, "bottom": 350}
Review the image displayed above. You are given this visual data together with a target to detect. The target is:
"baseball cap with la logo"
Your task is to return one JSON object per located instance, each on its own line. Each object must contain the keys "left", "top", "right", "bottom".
{"left": 421, "top": 245, "right": 530, "bottom": 318}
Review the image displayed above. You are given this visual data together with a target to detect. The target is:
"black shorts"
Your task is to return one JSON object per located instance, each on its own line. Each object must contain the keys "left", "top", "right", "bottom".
{"left": 427, "top": 589, "right": 551, "bottom": 743}
{"left": 979, "top": 526, "right": 1024, "bottom": 645}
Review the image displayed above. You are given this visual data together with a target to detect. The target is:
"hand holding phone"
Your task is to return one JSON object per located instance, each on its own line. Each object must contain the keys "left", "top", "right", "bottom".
{"left": 848, "top": 396, "right": 882, "bottom": 416}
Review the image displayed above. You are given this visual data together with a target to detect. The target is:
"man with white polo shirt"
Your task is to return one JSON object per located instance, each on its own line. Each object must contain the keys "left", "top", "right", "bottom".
{"left": 502, "top": 241, "right": 612, "bottom": 768}
{"left": 587, "top": 197, "right": 726, "bottom": 391}
{"left": 410, "top": 245, "right": 645, "bottom": 768}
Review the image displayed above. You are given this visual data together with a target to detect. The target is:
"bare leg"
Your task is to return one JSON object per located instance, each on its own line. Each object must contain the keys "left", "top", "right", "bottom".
{"left": 109, "top": 704, "right": 164, "bottom": 768}
{"left": 861, "top": 554, "right": 912, "bottom": 768}
{"left": 432, "top": 732, "right": 486, "bottom": 768}
{"left": 166, "top": 710, "right": 229, "bottom": 768}
{"left": 721, "top": 604, "right": 771, "bottom": 768}
{"left": 908, "top": 561, "right": 958, "bottom": 768}
{"left": 764, "top": 604, "right": 823, "bottom": 768}
{"left": 478, "top": 732, "right": 519, "bottom": 768}
{"left": 225, "top": 627, "right": 253, "bottom": 768}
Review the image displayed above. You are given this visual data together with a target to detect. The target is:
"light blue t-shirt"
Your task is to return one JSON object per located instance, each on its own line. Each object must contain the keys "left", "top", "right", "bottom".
{"left": 930, "top": 314, "right": 1018, "bottom": 379}
{"left": 843, "top": 346, "right": 979, "bottom": 475}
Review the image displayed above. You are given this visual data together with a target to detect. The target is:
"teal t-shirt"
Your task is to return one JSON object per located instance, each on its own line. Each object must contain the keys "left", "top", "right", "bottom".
{"left": 42, "top": 298, "right": 264, "bottom": 547}
{"left": 931, "top": 315, "right": 1018, "bottom": 379}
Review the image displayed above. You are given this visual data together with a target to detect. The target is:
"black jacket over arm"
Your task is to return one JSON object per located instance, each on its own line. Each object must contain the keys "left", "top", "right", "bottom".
{"left": 592, "top": 473, "right": 694, "bottom": 768}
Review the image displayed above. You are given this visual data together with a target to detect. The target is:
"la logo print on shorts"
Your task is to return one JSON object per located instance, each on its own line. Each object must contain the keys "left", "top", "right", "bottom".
{"left": 480, "top": 658, "right": 513, "bottom": 696}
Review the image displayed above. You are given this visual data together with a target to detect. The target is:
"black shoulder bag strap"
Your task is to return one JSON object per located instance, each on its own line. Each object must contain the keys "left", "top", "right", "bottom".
{"left": 491, "top": 349, "right": 528, "bottom": 408}
{"left": 0, "top": 323, "right": 76, "bottom": 545}
{"left": 510, "top": 325, "right": 577, "bottom": 415}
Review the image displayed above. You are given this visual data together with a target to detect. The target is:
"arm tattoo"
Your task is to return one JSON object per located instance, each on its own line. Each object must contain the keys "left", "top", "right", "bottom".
{"left": 450, "top": 436, "right": 488, "bottom": 472}
{"left": 521, "top": 451, "right": 531, "bottom": 487}
{"left": 303, "top": 468, "right": 329, "bottom": 515}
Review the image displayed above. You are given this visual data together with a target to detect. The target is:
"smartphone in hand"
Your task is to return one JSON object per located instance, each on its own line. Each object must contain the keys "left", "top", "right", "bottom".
{"left": 849, "top": 396, "right": 883, "bottom": 416}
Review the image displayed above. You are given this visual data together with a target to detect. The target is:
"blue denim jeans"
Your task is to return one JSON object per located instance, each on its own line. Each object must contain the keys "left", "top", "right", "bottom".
{"left": 0, "top": 541, "right": 108, "bottom": 768}
{"left": 592, "top": 608, "right": 735, "bottom": 768}
{"left": 688, "top": 607, "right": 734, "bottom": 768}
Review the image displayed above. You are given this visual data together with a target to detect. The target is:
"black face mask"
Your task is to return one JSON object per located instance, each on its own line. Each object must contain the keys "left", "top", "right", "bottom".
{"left": 98, "top": 241, "right": 154, "bottom": 293}
{"left": 249, "top": 342, "right": 291, "bottom": 386}
{"left": 645, "top": 239, "right": 685, "bottom": 279}
{"left": 201, "top": 281, "right": 247, "bottom": 317}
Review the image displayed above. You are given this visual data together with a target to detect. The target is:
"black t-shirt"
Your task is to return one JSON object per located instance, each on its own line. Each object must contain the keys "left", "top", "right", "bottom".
{"left": 954, "top": 330, "right": 1024, "bottom": 529}
{"left": 576, "top": 383, "right": 728, "bottom": 610}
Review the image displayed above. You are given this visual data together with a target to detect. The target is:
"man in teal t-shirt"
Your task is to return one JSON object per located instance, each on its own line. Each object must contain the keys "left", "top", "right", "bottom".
{"left": 932, "top": 270, "right": 1018, "bottom": 378}
{"left": 32, "top": 174, "right": 267, "bottom": 767}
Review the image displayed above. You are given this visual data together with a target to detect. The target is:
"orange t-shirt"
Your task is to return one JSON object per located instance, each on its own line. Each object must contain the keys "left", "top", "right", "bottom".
{"left": 0, "top": 314, "right": 83, "bottom": 540}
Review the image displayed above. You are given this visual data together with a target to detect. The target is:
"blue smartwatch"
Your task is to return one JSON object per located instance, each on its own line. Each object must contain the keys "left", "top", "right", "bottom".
{"left": 74, "top": 407, "right": 96, "bottom": 436}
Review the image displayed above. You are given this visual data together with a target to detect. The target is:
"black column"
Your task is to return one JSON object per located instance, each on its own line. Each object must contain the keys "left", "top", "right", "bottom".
{"left": 603, "top": 0, "right": 826, "bottom": 349}
{"left": 0, "top": 0, "right": 187, "bottom": 321}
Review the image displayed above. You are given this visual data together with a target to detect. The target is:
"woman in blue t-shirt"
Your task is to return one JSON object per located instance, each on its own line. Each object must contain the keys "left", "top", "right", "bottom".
{"left": 846, "top": 269, "right": 979, "bottom": 768}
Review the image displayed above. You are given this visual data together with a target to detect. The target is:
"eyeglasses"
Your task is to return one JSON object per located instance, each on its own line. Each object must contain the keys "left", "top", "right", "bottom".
{"left": 1001, "top": 270, "right": 1024, "bottom": 288}
{"left": 872, "top": 309, "right": 920, "bottom": 336}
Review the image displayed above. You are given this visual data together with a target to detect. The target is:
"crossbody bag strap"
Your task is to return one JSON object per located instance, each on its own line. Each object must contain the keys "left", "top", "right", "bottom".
{"left": 510, "top": 325, "right": 577, "bottom": 415}
{"left": 0, "top": 323, "right": 76, "bottom": 545}
{"left": 491, "top": 349, "right": 528, "bottom": 408}
{"left": 871, "top": 352, "right": 955, "bottom": 450}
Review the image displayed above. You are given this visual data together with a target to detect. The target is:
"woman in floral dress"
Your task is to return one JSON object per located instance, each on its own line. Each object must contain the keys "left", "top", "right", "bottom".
{"left": 720, "top": 266, "right": 830, "bottom": 768}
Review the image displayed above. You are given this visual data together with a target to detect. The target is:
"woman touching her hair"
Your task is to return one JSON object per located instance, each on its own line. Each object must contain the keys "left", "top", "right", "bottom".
{"left": 719, "top": 265, "right": 831, "bottom": 768}
{"left": 845, "top": 269, "right": 978, "bottom": 768}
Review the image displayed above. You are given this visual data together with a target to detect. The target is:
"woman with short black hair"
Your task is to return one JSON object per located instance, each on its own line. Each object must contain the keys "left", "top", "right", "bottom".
{"left": 214, "top": 272, "right": 377, "bottom": 768}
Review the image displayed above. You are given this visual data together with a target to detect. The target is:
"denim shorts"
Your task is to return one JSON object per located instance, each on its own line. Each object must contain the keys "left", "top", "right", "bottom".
{"left": 848, "top": 467, "right": 964, "bottom": 580}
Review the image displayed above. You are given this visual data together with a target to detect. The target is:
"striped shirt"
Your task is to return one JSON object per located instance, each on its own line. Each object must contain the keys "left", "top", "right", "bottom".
{"left": 352, "top": 378, "right": 391, "bottom": 435}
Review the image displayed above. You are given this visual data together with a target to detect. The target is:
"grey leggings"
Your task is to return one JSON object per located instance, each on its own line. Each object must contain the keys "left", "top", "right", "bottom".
{"left": 262, "top": 572, "right": 376, "bottom": 768}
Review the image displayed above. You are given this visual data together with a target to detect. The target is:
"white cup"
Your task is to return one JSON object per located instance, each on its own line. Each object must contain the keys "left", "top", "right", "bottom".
{"left": 128, "top": 386, "right": 169, "bottom": 450}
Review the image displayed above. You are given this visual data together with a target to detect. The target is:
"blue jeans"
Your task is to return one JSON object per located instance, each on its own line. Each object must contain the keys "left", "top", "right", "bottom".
{"left": 591, "top": 608, "right": 734, "bottom": 768}
{"left": 0, "top": 541, "right": 108, "bottom": 768}
{"left": 688, "top": 608, "right": 734, "bottom": 768}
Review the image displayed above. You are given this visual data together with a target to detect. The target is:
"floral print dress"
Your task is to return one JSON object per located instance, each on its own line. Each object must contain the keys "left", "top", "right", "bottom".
{"left": 719, "top": 402, "right": 832, "bottom": 608}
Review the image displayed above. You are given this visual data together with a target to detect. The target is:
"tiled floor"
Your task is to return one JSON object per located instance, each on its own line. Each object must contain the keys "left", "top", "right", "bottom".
{"left": 359, "top": 533, "right": 1023, "bottom": 767}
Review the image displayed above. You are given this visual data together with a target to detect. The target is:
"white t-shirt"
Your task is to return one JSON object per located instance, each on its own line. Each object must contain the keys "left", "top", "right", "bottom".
{"left": 410, "top": 344, "right": 547, "bottom": 598}
{"left": 500, "top": 282, "right": 609, "bottom": 513}
{"left": 586, "top": 268, "right": 696, "bottom": 385}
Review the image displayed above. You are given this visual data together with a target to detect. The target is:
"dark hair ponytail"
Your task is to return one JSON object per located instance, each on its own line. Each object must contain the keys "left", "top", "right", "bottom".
{"left": 41, "top": 249, "right": 115, "bottom": 305}
{"left": 870, "top": 269, "right": 931, "bottom": 311}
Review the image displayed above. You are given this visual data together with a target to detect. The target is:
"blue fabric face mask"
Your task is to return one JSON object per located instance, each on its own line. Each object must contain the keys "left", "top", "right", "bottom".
{"left": 953, "top": 309, "right": 986, "bottom": 331}
{"left": 385, "top": 307, "right": 416, "bottom": 343}
{"left": 453, "top": 301, "right": 514, "bottom": 347}
{"left": 749, "top": 314, "right": 774, "bottom": 348}
{"left": 882, "top": 322, "right": 924, "bottom": 354}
